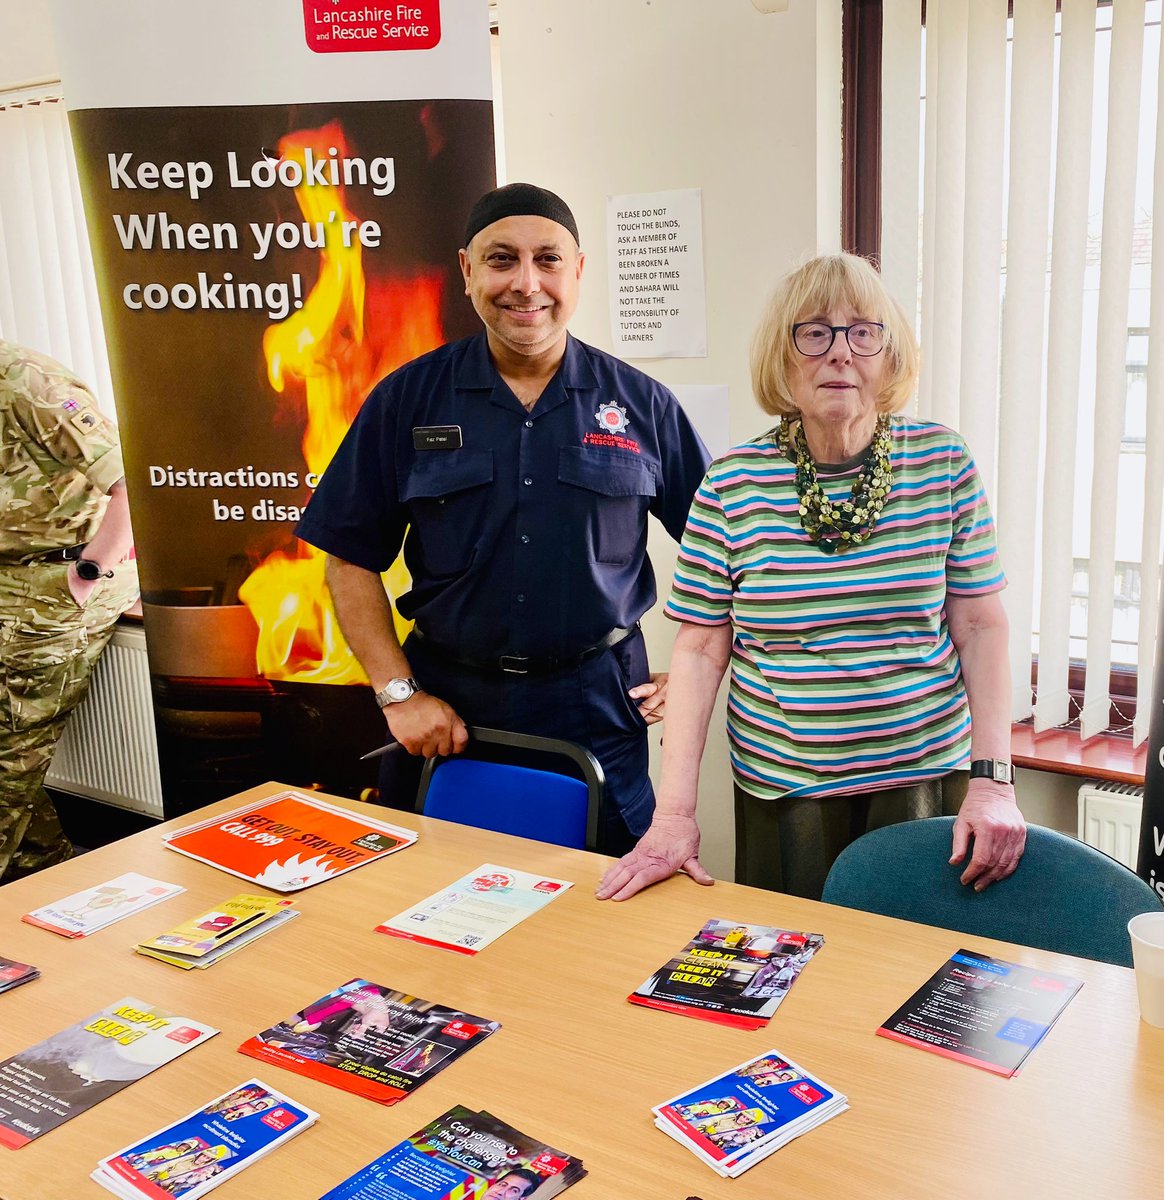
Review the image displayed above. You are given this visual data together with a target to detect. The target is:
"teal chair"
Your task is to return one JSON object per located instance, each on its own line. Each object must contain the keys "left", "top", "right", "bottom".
{"left": 821, "top": 816, "right": 1160, "bottom": 967}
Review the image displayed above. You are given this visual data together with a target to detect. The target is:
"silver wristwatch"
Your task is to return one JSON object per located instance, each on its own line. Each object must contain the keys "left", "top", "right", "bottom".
{"left": 374, "top": 677, "right": 419, "bottom": 708}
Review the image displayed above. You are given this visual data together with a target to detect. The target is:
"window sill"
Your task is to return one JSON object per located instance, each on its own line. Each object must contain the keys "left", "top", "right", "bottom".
{"left": 1010, "top": 723, "right": 1146, "bottom": 786}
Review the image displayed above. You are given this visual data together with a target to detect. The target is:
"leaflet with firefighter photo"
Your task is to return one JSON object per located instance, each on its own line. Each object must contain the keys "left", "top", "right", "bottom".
{"left": 238, "top": 979, "right": 499, "bottom": 1104}
{"left": 163, "top": 790, "right": 416, "bottom": 891}
{"left": 629, "top": 918, "right": 825, "bottom": 1030}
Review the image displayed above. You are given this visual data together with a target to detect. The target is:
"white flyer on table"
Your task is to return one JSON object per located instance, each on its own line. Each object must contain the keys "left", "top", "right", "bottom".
{"left": 374, "top": 864, "right": 573, "bottom": 956}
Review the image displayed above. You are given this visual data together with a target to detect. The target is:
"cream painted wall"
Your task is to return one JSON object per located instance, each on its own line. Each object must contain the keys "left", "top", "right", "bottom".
{"left": 495, "top": 0, "right": 843, "bottom": 878}
{"left": 0, "top": 0, "right": 58, "bottom": 89}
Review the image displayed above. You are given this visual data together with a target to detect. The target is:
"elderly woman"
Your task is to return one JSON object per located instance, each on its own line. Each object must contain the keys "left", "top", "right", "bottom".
{"left": 597, "top": 254, "right": 1026, "bottom": 902}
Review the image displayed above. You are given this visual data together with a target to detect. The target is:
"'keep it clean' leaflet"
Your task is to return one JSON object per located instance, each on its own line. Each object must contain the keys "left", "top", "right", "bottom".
{"left": 322, "top": 1104, "right": 586, "bottom": 1199}
{"left": 877, "top": 948, "right": 1083, "bottom": 1077}
{"left": 0, "top": 997, "right": 217, "bottom": 1149}
{"left": 375, "top": 864, "right": 572, "bottom": 955}
{"left": 162, "top": 790, "right": 416, "bottom": 892}
{"left": 91, "top": 1079, "right": 316, "bottom": 1200}
{"left": 629, "top": 918, "right": 825, "bottom": 1030}
{"left": 239, "top": 979, "right": 499, "bottom": 1104}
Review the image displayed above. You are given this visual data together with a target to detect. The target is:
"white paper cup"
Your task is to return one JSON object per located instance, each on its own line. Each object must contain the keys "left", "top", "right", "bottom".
{"left": 1127, "top": 911, "right": 1164, "bottom": 1027}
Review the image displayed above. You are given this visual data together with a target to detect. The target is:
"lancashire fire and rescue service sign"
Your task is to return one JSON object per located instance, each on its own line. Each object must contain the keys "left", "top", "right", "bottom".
{"left": 303, "top": 1, "right": 442, "bottom": 52}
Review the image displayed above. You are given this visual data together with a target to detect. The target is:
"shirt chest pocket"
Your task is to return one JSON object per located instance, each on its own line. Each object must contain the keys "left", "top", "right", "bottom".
{"left": 558, "top": 447, "right": 657, "bottom": 566}
{"left": 401, "top": 451, "right": 494, "bottom": 577}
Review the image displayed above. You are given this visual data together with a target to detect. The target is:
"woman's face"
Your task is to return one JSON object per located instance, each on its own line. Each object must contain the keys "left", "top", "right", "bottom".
{"left": 789, "top": 304, "right": 886, "bottom": 435}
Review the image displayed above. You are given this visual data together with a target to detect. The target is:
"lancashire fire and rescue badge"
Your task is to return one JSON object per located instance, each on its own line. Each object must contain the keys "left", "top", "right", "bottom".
{"left": 594, "top": 402, "right": 629, "bottom": 434}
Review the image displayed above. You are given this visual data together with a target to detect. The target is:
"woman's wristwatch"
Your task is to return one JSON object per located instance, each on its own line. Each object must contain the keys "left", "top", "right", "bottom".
{"left": 969, "top": 758, "right": 1015, "bottom": 784}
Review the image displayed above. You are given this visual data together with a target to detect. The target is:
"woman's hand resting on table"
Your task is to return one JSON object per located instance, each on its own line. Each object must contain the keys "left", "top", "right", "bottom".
{"left": 595, "top": 813, "right": 714, "bottom": 901}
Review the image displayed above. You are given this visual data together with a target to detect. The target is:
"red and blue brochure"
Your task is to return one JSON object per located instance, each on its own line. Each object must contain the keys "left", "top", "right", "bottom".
{"left": 92, "top": 1079, "right": 317, "bottom": 1199}
{"left": 653, "top": 1050, "right": 848, "bottom": 1177}
{"left": 239, "top": 979, "right": 499, "bottom": 1104}
{"left": 630, "top": 918, "right": 825, "bottom": 1029}
{"left": 320, "top": 1105, "right": 585, "bottom": 1199}
{"left": 877, "top": 948, "right": 1083, "bottom": 1077}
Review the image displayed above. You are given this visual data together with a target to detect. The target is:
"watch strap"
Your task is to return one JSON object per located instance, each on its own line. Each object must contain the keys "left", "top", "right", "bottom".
{"left": 969, "top": 758, "right": 1015, "bottom": 784}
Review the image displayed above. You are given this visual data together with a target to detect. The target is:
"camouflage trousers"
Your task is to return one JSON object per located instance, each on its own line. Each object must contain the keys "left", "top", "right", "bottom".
{"left": 0, "top": 558, "right": 138, "bottom": 882}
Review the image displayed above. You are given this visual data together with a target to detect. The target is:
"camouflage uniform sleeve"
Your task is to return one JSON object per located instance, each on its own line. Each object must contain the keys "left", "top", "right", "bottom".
{"left": 10, "top": 352, "right": 124, "bottom": 495}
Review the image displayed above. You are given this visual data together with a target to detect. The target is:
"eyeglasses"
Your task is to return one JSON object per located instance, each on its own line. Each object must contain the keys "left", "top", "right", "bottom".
{"left": 792, "top": 321, "right": 886, "bottom": 357}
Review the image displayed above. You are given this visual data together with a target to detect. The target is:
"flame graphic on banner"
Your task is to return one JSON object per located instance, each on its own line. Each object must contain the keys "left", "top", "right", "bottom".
{"left": 238, "top": 121, "right": 443, "bottom": 683}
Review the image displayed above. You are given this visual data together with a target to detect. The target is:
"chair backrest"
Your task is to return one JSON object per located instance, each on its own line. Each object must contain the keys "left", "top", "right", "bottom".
{"left": 415, "top": 727, "right": 605, "bottom": 852}
{"left": 821, "top": 817, "right": 1161, "bottom": 967}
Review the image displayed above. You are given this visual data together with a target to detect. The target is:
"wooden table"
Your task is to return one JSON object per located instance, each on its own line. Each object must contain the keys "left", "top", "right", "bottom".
{"left": 1, "top": 782, "right": 1161, "bottom": 1200}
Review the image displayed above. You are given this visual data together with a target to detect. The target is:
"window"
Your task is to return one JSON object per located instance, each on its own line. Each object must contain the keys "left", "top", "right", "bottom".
{"left": 846, "top": 0, "right": 1164, "bottom": 743}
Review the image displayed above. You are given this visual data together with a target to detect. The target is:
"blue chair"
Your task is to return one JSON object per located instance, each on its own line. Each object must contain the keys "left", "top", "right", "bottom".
{"left": 821, "top": 816, "right": 1161, "bottom": 967}
{"left": 415, "top": 727, "right": 605, "bottom": 852}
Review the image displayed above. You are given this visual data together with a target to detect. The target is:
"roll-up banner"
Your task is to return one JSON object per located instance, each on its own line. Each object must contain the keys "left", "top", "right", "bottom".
{"left": 1138, "top": 597, "right": 1164, "bottom": 899}
{"left": 49, "top": 0, "right": 495, "bottom": 812}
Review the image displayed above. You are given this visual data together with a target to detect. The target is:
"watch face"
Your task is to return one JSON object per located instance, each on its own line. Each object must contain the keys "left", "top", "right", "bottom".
{"left": 386, "top": 678, "right": 415, "bottom": 702}
{"left": 75, "top": 559, "right": 101, "bottom": 581}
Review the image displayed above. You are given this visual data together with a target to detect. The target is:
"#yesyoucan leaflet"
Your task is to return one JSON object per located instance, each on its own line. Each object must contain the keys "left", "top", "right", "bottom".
{"left": 0, "top": 997, "right": 217, "bottom": 1149}
{"left": 629, "top": 918, "right": 825, "bottom": 1030}
{"left": 653, "top": 1050, "right": 848, "bottom": 1178}
{"left": 134, "top": 893, "right": 298, "bottom": 970}
{"left": 375, "top": 864, "right": 573, "bottom": 955}
{"left": 162, "top": 790, "right": 416, "bottom": 891}
{"left": 91, "top": 1078, "right": 317, "bottom": 1200}
{"left": 321, "top": 1104, "right": 586, "bottom": 1200}
{"left": 239, "top": 979, "right": 500, "bottom": 1104}
{"left": 0, "top": 955, "right": 39, "bottom": 994}
{"left": 22, "top": 872, "right": 185, "bottom": 938}
{"left": 877, "top": 948, "right": 1083, "bottom": 1077}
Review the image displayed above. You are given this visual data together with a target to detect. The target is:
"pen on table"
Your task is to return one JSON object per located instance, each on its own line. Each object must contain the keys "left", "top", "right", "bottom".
{"left": 360, "top": 741, "right": 407, "bottom": 761}
{"left": 212, "top": 910, "right": 267, "bottom": 939}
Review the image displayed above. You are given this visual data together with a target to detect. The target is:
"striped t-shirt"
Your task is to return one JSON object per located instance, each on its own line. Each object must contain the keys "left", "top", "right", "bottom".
{"left": 664, "top": 416, "right": 1006, "bottom": 801}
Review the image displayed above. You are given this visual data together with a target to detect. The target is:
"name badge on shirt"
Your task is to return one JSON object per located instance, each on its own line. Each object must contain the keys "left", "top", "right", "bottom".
{"left": 413, "top": 425, "right": 463, "bottom": 451}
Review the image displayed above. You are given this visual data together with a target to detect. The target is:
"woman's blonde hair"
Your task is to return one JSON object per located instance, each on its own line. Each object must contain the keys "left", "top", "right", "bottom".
{"left": 750, "top": 253, "right": 920, "bottom": 418}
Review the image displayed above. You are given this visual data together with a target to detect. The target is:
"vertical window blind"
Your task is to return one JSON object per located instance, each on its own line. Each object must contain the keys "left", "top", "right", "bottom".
{"left": 0, "top": 90, "right": 115, "bottom": 415}
{"left": 881, "top": 0, "right": 1164, "bottom": 746}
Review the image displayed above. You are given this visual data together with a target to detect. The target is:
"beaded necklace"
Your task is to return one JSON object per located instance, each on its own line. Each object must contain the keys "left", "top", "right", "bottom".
{"left": 777, "top": 414, "right": 894, "bottom": 554}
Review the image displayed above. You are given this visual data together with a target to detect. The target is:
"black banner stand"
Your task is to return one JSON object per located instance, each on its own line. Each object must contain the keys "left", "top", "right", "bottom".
{"left": 1136, "top": 595, "right": 1164, "bottom": 901}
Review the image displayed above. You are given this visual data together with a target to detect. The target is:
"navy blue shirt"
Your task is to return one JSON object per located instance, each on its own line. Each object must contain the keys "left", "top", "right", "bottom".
{"left": 296, "top": 333, "right": 710, "bottom": 660}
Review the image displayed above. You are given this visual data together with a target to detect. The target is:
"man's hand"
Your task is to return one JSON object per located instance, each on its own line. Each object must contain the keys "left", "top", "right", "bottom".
{"left": 950, "top": 779, "right": 1027, "bottom": 891}
{"left": 384, "top": 693, "right": 469, "bottom": 759}
{"left": 595, "top": 813, "right": 713, "bottom": 901}
{"left": 628, "top": 672, "right": 668, "bottom": 724}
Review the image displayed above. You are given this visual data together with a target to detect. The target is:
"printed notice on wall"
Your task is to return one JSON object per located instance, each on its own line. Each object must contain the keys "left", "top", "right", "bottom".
{"left": 608, "top": 188, "right": 707, "bottom": 359}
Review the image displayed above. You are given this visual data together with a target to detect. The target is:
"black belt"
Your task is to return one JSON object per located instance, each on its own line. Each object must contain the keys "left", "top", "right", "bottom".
{"left": 33, "top": 544, "right": 88, "bottom": 564}
{"left": 412, "top": 624, "right": 637, "bottom": 676}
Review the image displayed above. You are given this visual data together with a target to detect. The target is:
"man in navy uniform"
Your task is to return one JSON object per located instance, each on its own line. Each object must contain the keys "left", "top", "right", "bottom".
{"left": 296, "top": 183, "right": 709, "bottom": 854}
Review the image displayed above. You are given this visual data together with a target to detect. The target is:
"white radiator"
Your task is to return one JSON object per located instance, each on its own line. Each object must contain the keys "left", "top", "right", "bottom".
{"left": 46, "top": 622, "right": 164, "bottom": 818}
{"left": 1077, "top": 779, "right": 1143, "bottom": 871}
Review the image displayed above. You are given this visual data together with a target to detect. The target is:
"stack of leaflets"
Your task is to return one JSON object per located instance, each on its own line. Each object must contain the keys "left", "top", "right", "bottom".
{"left": 877, "top": 948, "right": 1084, "bottom": 1077}
{"left": 629, "top": 918, "right": 825, "bottom": 1029}
{"left": 375, "top": 863, "right": 572, "bottom": 955}
{"left": 0, "top": 997, "right": 217, "bottom": 1148}
{"left": 239, "top": 978, "right": 500, "bottom": 1104}
{"left": 91, "top": 1079, "right": 317, "bottom": 1199}
{"left": 653, "top": 1050, "right": 848, "bottom": 1177}
{"left": 0, "top": 955, "right": 39, "bottom": 994}
{"left": 322, "top": 1104, "right": 585, "bottom": 1199}
{"left": 21, "top": 872, "right": 184, "bottom": 938}
{"left": 134, "top": 893, "right": 299, "bottom": 970}
{"left": 162, "top": 789, "right": 416, "bottom": 892}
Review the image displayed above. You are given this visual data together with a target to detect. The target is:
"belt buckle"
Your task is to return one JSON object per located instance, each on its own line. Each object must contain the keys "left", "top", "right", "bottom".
{"left": 498, "top": 655, "right": 529, "bottom": 675}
